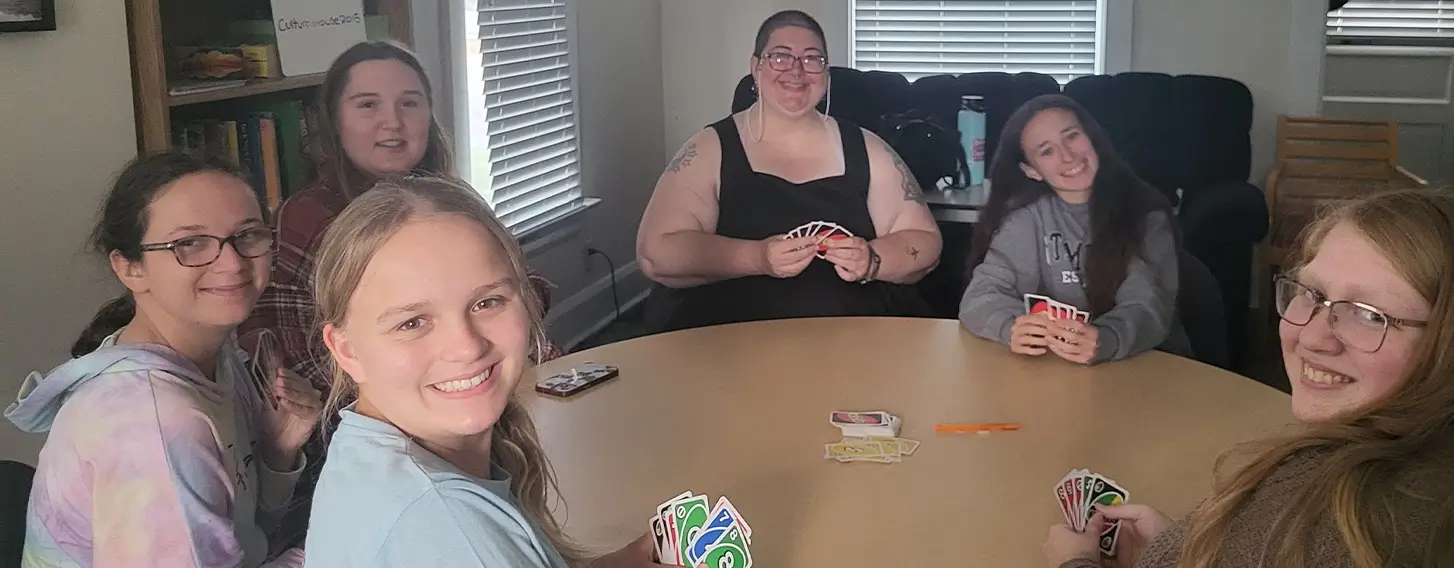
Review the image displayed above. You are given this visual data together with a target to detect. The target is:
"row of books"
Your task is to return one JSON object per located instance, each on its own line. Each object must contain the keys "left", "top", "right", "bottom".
{"left": 172, "top": 99, "right": 313, "bottom": 212}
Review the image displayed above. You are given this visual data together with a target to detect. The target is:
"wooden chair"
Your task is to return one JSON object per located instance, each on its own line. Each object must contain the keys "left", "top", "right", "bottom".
{"left": 1260, "top": 116, "right": 1426, "bottom": 325}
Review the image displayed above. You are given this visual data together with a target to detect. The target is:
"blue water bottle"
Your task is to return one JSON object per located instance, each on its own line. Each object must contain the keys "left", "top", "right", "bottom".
{"left": 957, "top": 95, "right": 987, "bottom": 187}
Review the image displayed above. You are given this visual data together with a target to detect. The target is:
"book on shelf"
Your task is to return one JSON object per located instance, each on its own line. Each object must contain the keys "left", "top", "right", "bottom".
{"left": 172, "top": 98, "right": 315, "bottom": 213}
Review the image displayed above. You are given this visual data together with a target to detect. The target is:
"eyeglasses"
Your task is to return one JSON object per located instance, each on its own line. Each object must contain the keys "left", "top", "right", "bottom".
{"left": 1274, "top": 276, "right": 1427, "bottom": 353}
{"left": 138, "top": 227, "right": 277, "bottom": 268}
{"left": 758, "top": 52, "right": 828, "bottom": 74}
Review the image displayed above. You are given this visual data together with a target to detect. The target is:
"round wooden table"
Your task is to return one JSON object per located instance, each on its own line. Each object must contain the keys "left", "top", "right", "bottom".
{"left": 523, "top": 317, "right": 1293, "bottom": 567}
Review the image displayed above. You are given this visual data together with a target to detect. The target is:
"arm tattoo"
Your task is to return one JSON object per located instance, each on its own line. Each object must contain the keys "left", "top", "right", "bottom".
{"left": 885, "top": 145, "right": 925, "bottom": 202}
{"left": 666, "top": 142, "right": 699, "bottom": 173}
{"left": 909, "top": 246, "right": 920, "bottom": 260}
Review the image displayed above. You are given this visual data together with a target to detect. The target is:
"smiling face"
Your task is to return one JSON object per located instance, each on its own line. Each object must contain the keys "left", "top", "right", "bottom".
{"left": 750, "top": 25, "right": 828, "bottom": 117}
{"left": 1280, "top": 222, "right": 1430, "bottom": 423}
{"left": 325, "top": 213, "right": 531, "bottom": 445}
{"left": 1018, "top": 108, "right": 1099, "bottom": 200}
{"left": 336, "top": 58, "right": 432, "bottom": 176}
{"left": 115, "top": 171, "right": 269, "bottom": 331}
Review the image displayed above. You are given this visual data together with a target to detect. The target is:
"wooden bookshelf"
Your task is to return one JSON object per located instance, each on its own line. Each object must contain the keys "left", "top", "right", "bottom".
{"left": 126, "top": 0, "right": 415, "bottom": 153}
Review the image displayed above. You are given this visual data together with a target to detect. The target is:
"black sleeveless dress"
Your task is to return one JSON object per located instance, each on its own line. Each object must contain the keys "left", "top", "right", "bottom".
{"left": 645, "top": 117, "right": 931, "bottom": 333}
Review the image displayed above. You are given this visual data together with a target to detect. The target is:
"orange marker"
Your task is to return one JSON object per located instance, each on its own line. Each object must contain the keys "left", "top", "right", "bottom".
{"left": 934, "top": 423, "right": 1021, "bottom": 433}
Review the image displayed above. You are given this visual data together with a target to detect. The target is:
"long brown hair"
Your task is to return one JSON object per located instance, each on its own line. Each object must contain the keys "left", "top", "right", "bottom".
{"left": 309, "top": 40, "right": 455, "bottom": 199}
{"left": 311, "top": 175, "right": 586, "bottom": 566}
{"left": 1179, "top": 189, "right": 1454, "bottom": 567}
{"left": 965, "top": 94, "right": 1176, "bottom": 316}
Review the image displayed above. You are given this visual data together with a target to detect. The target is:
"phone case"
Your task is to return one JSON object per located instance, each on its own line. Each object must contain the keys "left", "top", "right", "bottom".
{"left": 534, "top": 363, "right": 620, "bottom": 398}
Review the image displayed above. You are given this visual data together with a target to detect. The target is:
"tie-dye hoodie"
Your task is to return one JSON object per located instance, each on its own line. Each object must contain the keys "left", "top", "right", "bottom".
{"left": 5, "top": 333, "right": 306, "bottom": 567}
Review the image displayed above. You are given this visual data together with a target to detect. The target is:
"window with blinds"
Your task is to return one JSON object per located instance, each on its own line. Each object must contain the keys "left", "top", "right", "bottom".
{"left": 1328, "top": 1, "right": 1454, "bottom": 40}
{"left": 473, "top": 0, "right": 583, "bottom": 233}
{"left": 852, "top": 0, "right": 1102, "bottom": 83}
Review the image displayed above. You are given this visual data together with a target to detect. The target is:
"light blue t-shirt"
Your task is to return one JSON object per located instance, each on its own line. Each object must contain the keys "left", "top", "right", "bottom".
{"left": 302, "top": 409, "right": 569, "bottom": 568}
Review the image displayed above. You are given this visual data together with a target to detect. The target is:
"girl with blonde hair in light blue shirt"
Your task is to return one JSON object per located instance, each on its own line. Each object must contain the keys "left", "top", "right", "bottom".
{"left": 302, "top": 175, "right": 671, "bottom": 568}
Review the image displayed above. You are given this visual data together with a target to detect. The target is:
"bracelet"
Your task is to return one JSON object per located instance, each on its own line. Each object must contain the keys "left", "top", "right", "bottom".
{"left": 858, "top": 246, "right": 881, "bottom": 284}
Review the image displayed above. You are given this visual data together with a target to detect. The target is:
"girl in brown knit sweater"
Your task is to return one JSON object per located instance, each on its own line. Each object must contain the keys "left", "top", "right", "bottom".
{"left": 1043, "top": 189, "right": 1454, "bottom": 568}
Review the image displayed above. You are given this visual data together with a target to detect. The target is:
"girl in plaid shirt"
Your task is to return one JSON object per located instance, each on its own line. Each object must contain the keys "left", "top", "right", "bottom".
{"left": 238, "top": 41, "right": 563, "bottom": 547}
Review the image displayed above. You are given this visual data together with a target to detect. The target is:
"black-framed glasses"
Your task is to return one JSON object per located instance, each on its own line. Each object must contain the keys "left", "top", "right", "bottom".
{"left": 1274, "top": 276, "right": 1427, "bottom": 353}
{"left": 758, "top": 51, "right": 828, "bottom": 74}
{"left": 138, "top": 227, "right": 277, "bottom": 268}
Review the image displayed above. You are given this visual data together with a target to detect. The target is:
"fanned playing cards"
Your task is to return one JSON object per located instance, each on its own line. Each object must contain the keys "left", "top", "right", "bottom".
{"left": 650, "top": 491, "right": 752, "bottom": 567}
{"left": 1055, "top": 469, "right": 1130, "bottom": 557}
{"left": 1025, "top": 293, "right": 1089, "bottom": 323}
{"left": 785, "top": 221, "right": 854, "bottom": 259}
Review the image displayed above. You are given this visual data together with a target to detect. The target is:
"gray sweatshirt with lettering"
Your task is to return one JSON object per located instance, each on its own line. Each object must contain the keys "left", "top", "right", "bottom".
{"left": 958, "top": 194, "right": 1192, "bottom": 363}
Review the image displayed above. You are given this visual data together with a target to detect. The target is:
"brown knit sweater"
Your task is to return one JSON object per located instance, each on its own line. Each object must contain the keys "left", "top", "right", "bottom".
{"left": 1057, "top": 448, "right": 1453, "bottom": 568}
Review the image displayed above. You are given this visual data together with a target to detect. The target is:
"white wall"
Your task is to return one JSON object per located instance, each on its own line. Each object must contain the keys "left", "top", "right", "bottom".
{"left": 661, "top": 0, "right": 1328, "bottom": 185}
{"left": 531, "top": 0, "right": 665, "bottom": 347}
{"left": 0, "top": 0, "right": 139, "bottom": 464}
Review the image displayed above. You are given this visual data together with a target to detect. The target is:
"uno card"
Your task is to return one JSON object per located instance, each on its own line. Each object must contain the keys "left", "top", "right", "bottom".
{"left": 1072, "top": 471, "right": 1089, "bottom": 530}
{"left": 673, "top": 494, "right": 712, "bottom": 565}
{"left": 829, "top": 410, "right": 889, "bottom": 426}
{"left": 656, "top": 491, "right": 691, "bottom": 561}
{"left": 1074, "top": 310, "right": 1091, "bottom": 323}
{"left": 1086, "top": 475, "right": 1130, "bottom": 556}
{"left": 650, "top": 516, "right": 669, "bottom": 562}
{"left": 1024, "top": 293, "right": 1053, "bottom": 316}
{"left": 1055, "top": 471, "right": 1080, "bottom": 528}
{"left": 687, "top": 497, "right": 752, "bottom": 565}
{"left": 696, "top": 519, "right": 753, "bottom": 568}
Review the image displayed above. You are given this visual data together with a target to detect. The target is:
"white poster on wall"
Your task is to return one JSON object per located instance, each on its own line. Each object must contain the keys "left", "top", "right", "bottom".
{"left": 272, "top": 0, "right": 368, "bottom": 77}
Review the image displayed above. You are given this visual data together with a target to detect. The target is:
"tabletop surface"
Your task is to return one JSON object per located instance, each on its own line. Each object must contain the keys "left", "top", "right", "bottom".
{"left": 522, "top": 317, "right": 1293, "bottom": 567}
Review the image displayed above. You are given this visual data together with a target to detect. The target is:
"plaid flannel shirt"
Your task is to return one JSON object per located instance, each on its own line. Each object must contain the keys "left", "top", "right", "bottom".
{"left": 238, "top": 184, "right": 564, "bottom": 394}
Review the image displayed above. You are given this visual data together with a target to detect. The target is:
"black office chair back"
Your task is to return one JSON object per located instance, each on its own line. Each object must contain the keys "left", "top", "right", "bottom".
{"left": 0, "top": 460, "right": 33, "bottom": 567}
{"left": 1179, "top": 251, "right": 1231, "bottom": 370}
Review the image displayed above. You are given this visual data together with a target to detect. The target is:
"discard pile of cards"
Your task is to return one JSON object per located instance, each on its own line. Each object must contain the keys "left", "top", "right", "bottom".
{"left": 650, "top": 491, "right": 752, "bottom": 568}
{"left": 1025, "top": 293, "right": 1089, "bottom": 323}
{"left": 1055, "top": 469, "right": 1130, "bottom": 557}
{"left": 824, "top": 410, "right": 918, "bottom": 463}
{"left": 785, "top": 221, "right": 854, "bottom": 258}
{"left": 824, "top": 436, "right": 920, "bottom": 463}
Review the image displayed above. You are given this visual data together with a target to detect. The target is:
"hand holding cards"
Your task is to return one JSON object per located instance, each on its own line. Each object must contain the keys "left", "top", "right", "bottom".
{"left": 650, "top": 491, "right": 752, "bottom": 567}
{"left": 1055, "top": 469, "right": 1130, "bottom": 557}
{"left": 785, "top": 221, "right": 854, "bottom": 259}
{"left": 1025, "top": 294, "right": 1089, "bottom": 323}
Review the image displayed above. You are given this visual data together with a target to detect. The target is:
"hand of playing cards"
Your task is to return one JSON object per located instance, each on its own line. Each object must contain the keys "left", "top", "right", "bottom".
{"left": 824, "top": 410, "right": 919, "bottom": 463}
{"left": 650, "top": 491, "right": 752, "bottom": 568}
{"left": 1025, "top": 294, "right": 1089, "bottom": 323}
{"left": 1055, "top": 469, "right": 1130, "bottom": 557}
{"left": 785, "top": 221, "right": 854, "bottom": 259}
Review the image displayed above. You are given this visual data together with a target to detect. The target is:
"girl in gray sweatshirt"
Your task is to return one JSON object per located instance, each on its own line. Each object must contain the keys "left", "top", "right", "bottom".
{"left": 959, "top": 95, "right": 1192, "bottom": 364}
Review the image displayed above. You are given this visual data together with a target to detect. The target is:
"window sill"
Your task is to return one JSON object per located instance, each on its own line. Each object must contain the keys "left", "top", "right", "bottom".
{"left": 516, "top": 197, "right": 603, "bottom": 256}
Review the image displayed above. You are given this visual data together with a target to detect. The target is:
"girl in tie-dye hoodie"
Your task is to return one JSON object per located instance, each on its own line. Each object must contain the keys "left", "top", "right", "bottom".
{"left": 5, "top": 152, "right": 321, "bottom": 567}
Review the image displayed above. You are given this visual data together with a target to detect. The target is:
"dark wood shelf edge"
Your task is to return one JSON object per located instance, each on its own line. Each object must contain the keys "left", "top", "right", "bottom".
{"left": 168, "top": 73, "right": 325, "bottom": 107}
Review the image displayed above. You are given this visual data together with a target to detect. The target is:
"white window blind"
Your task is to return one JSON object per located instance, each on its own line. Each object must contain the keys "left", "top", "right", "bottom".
{"left": 1327, "top": 1, "right": 1454, "bottom": 40}
{"left": 853, "top": 0, "right": 1101, "bottom": 83}
{"left": 473, "top": 0, "right": 582, "bottom": 233}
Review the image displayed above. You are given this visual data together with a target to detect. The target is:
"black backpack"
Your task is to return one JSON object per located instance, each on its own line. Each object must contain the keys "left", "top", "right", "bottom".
{"left": 878, "top": 111, "right": 969, "bottom": 192}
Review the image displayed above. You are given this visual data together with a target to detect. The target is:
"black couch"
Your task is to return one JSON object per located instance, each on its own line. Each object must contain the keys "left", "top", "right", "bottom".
{"left": 730, "top": 69, "right": 1269, "bottom": 370}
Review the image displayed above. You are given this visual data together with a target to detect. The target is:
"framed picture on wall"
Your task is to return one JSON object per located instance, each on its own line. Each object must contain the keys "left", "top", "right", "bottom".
{"left": 0, "top": 0, "right": 57, "bottom": 33}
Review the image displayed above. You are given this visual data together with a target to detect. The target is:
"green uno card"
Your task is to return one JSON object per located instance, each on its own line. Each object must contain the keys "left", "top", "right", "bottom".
{"left": 700, "top": 521, "right": 752, "bottom": 568}
{"left": 673, "top": 495, "right": 711, "bottom": 565}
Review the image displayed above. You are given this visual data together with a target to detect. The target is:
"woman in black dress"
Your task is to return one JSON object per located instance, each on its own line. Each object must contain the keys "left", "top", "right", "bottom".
{"left": 636, "top": 10, "right": 942, "bottom": 333}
